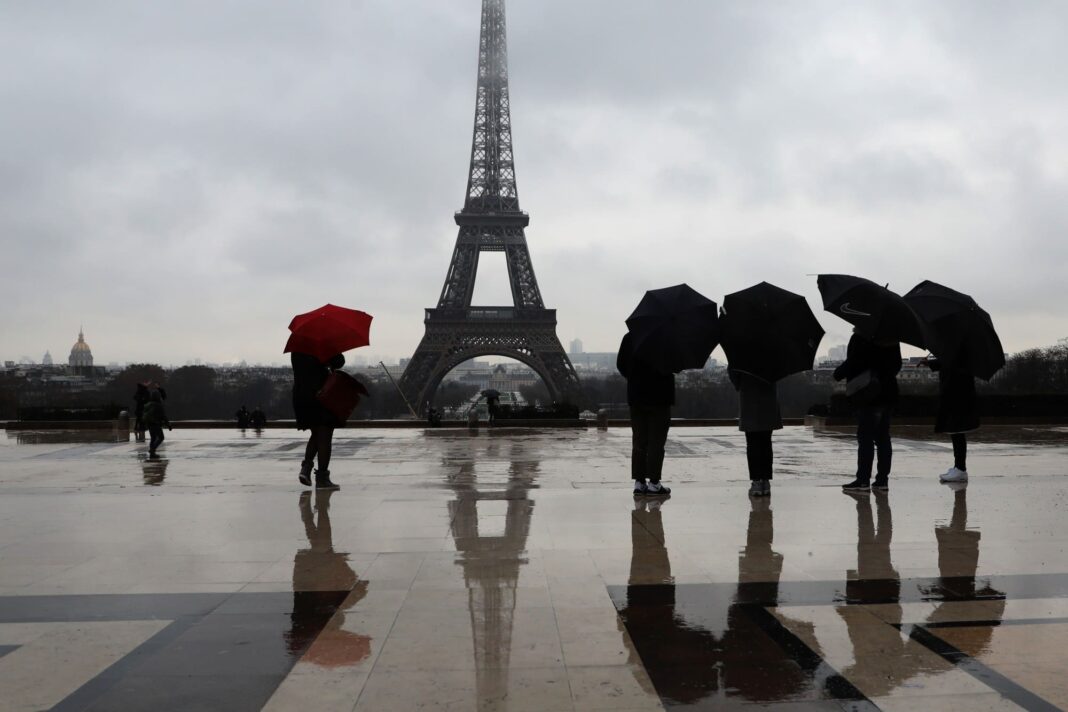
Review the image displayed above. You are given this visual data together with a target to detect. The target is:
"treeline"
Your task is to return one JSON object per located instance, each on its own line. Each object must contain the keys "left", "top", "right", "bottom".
{"left": 6, "top": 341, "right": 1067, "bottom": 421}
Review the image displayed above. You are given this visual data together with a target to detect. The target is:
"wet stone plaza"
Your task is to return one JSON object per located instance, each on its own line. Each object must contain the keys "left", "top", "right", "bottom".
{"left": 1, "top": 425, "right": 1067, "bottom": 711}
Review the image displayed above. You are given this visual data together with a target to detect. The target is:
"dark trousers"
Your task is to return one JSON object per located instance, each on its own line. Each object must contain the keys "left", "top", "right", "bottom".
{"left": 630, "top": 405, "right": 671, "bottom": 482}
{"left": 951, "top": 433, "right": 967, "bottom": 470}
{"left": 745, "top": 431, "right": 773, "bottom": 481}
{"left": 857, "top": 406, "right": 892, "bottom": 481}
{"left": 148, "top": 426, "right": 165, "bottom": 454}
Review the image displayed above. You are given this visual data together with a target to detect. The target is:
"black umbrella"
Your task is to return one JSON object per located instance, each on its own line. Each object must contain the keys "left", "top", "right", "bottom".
{"left": 481, "top": 388, "right": 501, "bottom": 399}
{"left": 625, "top": 284, "right": 720, "bottom": 374}
{"left": 903, "top": 280, "right": 1005, "bottom": 380}
{"left": 720, "top": 282, "right": 825, "bottom": 382}
{"left": 817, "top": 274, "right": 926, "bottom": 348}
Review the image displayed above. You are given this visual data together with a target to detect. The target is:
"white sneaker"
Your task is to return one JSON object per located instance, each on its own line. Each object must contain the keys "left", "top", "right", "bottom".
{"left": 940, "top": 467, "right": 968, "bottom": 483}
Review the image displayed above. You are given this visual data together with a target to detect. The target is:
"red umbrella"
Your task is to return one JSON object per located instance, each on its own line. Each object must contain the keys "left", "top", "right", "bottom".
{"left": 283, "top": 304, "right": 373, "bottom": 363}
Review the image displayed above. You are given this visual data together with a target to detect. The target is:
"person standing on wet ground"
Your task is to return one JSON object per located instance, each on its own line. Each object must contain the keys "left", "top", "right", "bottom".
{"left": 234, "top": 405, "right": 251, "bottom": 429}
{"left": 729, "top": 369, "right": 781, "bottom": 497}
{"left": 922, "top": 356, "right": 978, "bottom": 483}
{"left": 291, "top": 351, "right": 344, "bottom": 490}
{"left": 132, "top": 382, "right": 150, "bottom": 441}
{"left": 833, "top": 330, "right": 902, "bottom": 492}
{"left": 617, "top": 332, "right": 674, "bottom": 497}
{"left": 142, "top": 390, "right": 171, "bottom": 459}
{"left": 250, "top": 406, "right": 267, "bottom": 429}
{"left": 486, "top": 393, "right": 500, "bottom": 424}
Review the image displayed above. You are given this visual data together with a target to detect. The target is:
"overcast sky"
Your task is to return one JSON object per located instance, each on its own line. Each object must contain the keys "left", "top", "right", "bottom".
{"left": 3, "top": 1, "right": 1067, "bottom": 367}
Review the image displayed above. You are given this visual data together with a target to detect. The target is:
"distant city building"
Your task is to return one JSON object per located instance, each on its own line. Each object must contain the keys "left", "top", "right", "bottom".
{"left": 569, "top": 339, "right": 583, "bottom": 355}
{"left": 42, "top": 351, "right": 53, "bottom": 366}
{"left": 69, "top": 328, "right": 94, "bottom": 373}
{"left": 828, "top": 344, "right": 847, "bottom": 362}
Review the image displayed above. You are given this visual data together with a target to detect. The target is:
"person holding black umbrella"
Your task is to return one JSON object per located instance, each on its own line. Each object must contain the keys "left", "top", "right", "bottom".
{"left": 904, "top": 281, "right": 1003, "bottom": 484}
{"left": 620, "top": 284, "right": 720, "bottom": 497}
{"left": 833, "top": 330, "right": 902, "bottom": 492}
{"left": 618, "top": 332, "right": 675, "bottom": 497}
{"left": 719, "top": 283, "right": 824, "bottom": 497}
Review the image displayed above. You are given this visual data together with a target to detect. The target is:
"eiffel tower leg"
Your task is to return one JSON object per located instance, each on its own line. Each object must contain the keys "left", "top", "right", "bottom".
{"left": 399, "top": 323, "right": 581, "bottom": 416}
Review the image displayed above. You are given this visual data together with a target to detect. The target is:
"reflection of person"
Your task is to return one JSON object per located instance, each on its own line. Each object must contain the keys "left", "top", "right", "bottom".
{"left": 619, "top": 494, "right": 819, "bottom": 705}
{"left": 291, "top": 352, "right": 344, "bottom": 490}
{"left": 141, "top": 457, "right": 168, "bottom": 485}
{"left": 922, "top": 358, "right": 978, "bottom": 483}
{"left": 142, "top": 390, "right": 171, "bottom": 459}
{"left": 926, "top": 484, "right": 1004, "bottom": 627}
{"left": 834, "top": 332, "right": 902, "bottom": 491}
{"left": 286, "top": 491, "right": 369, "bottom": 666}
{"left": 728, "top": 369, "right": 781, "bottom": 497}
{"left": 617, "top": 332, "right": 674, "bottom": 497}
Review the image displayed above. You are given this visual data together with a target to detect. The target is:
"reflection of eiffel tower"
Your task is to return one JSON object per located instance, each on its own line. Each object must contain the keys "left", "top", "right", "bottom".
{"left": 398, "top": 0, "right": 579, "bottom": 413}
{"left": 445, "top": 438, "right": 539, "bottom": 702}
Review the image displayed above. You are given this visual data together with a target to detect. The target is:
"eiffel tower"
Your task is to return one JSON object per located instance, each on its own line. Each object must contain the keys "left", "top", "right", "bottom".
{"left": 398, "top": 0, "right": 579, "bottom": 414}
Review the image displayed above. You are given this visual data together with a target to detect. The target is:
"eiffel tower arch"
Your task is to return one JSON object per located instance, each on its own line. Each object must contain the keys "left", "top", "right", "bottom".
{"left": 398, "top": 0, "right": 579, "bottom": 413}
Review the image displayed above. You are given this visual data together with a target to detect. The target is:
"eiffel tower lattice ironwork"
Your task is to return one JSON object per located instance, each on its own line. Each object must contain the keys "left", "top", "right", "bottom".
{"left": 398, "top": 0, "right": 579, "bottom": 413}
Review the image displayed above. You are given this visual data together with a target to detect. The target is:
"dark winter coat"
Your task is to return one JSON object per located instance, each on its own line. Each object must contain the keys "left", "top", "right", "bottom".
{"left": 729, "top": 369, "right": 782, "bottom": 433}
{"left": 929, "top": 359, "right": 979, "bottom": 434}
{"left": 833, "top": 334, "right": 902, "bottom": 407}
{"left": 142, "top": 400, "right": 169, "bottom": 428}
{"left": 617, "top": 333, "right": 675, "bottom": 407}
{"left": 291, "top": 352, "right": 345, "bottom": 430}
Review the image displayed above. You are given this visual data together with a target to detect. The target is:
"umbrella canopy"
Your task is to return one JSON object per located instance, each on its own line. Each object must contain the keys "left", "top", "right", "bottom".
{"left": 481, "top": 388, "right": 501, "bottom": 399}
{"left": 284, "top": 304, "right": 373, "bottom": 363}
{"left": 903, "top": 281, "right": 1005, "bottom": 380}
{"left": 817, "top": 274, "right": 925, "bottom": 348}
{"left": 625, "top": 284, "right": 720, "bottom": 374}
{"left": 720, "top": 282, "right": 825, "bottom": 382}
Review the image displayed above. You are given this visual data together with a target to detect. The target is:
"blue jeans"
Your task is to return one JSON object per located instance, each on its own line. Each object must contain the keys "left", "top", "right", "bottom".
{"left": 857, "top": 406, "right": 892, "bottom": 481}
{"left": 148, "top": 426, "right": 165, "bottom": 455}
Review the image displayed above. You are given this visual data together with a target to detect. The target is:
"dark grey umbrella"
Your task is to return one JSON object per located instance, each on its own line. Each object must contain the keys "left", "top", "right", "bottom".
{"left": 625, "top": 284, "right": 720, "bottom": 374}
{"left": 817, "top": 274, "right": 926, "bottom": 349}
{"left": 720, "top": 282, "right": 825, "bottom": 382}
{"left": 903, "top": 281, "right": 1004, "bottom": 380}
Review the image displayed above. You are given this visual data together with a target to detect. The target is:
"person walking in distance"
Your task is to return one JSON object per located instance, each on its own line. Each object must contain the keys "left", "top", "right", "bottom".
{"left": 617, "top": 332, "right": 674, "bottom": 497}
{"left": 729, "top": 369, "right": 781, "bottom": 497}
{"left": 923, "top": 356, "right": 978, "bottom": 483}
{"left": 142, "top": 390, "right": 171, "bottom": 459}
{"left": 291, "top": 351, "right": 344, "bottom": 490}
{"left": 834, "top": 330, "right": 902, "bottom": 492}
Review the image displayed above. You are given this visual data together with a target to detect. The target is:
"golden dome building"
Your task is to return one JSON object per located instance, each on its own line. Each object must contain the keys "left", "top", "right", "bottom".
{"left": 69, "top": 328, "right": 94, "bottom": 373}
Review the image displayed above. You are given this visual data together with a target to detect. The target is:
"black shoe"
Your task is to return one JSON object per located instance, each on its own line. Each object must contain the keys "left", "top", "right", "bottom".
{"left": 872, "top": 477, "right": 889, "bottom": 491}
{"left": 314, "top": 469, "right": 340, "bottom": 490}
{"left": 748, "top": 481, "right": 763, "bottom": 497}
{"left": 842, "top": 479, "right": 870, "bottom": 492}
{"left": 645, "top": 482, "right": 671, "bottom": 497}
{"left": 298, "top": 460, "right": 313, "bottom": 487}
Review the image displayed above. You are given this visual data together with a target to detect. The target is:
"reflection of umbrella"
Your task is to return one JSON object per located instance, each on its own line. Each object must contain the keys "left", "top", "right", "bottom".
{"left": 481, "top": 389, "right": 501, "bottom": 399}
{"left": 903, "top": 281, "right": 1004, "bottom": 380}
{"left": 284, "top": 304, "right": 373, "bottom": 363}
{"left": 720, "top": 282, "right": 824, "bottom": 382}
{"left": 817, "top": 274, "right": 925, "bottom": 348}
{"left": 625, "top": 284, "right": 720, "bottom": 374}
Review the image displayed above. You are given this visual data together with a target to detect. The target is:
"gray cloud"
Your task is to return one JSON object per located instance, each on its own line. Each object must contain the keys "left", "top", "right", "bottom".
{"left": 2, "top": 0, "right": 1068, "bottom": 367}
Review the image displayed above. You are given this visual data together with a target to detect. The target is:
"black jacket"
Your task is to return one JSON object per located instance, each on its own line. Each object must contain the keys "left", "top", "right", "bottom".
{"left": 291, "top": 352, "right": 345, "bottom": 428}
{"left": 833, "top": 334, "right": 902, "bottom": 406}
{"left": 617, "top": 333, "right": 675, "bottom": 407}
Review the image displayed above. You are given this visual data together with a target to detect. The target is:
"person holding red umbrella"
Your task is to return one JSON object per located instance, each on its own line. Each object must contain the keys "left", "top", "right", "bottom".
{"left": 285, "top": 304, "right": 373, "bottom": 490}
